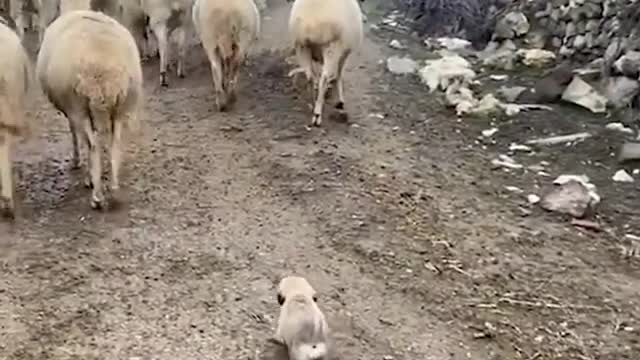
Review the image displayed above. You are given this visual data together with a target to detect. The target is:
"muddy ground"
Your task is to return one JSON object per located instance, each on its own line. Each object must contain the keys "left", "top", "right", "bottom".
{"left": 1, "top": 1, "right": 639, "bottom": 360}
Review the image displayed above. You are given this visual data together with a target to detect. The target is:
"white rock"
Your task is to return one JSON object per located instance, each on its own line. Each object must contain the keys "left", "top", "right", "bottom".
{"left": 613, "top": 169, "right": 634, "bottom": 182}
{"left": 505, "top": 186, "right": 523, "bottom": 193}
{"left": 516, "top": 49, "right": 556, "bottom": 67}
{"left": 527, "top": 194, "right": 541, "bottom": 204}
{"left": 604, "top": 76, "right": 640, "bottom": 109}
{"left": 540, "top": 181, "right": 595, "bottom": 218}
{"left": 490, "top": 74, "right": 509, "bottom": 81}
{"left": 419, "top": 54, "right": 476, "bottom": 92}
{"left": 435, "top": 37, "right": 471, "bottom": 51}
{"left": 553, "top": 174, "right": 600, "bottom": 204}
{"left": 389, "top": 39, "right": 404, "bottom": 49}
{"left": 482, "top": 127, "right": 499, "bottom": 137}
{"left": 510, "top": 143, "right": 533, "bottom": 152}
{"left": 605, "top": 122, "right": 634, "bottom": 134}
{"left": 561, "top": 76, "right": 607, "bottom": 113}
{"left": 386, "top": 56, "right": 417, "bottom": 75}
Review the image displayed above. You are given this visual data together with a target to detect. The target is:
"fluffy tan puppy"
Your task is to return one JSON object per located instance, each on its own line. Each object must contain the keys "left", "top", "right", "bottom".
{"left": 275, "top": 276, "right": 330, "bottom": 360}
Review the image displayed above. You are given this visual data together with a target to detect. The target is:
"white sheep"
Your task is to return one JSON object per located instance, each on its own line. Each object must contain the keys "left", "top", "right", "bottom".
{"left": 14, "top": 0, "right": 91, "bottom": 44}
{"left": 192, "top": 0, "right": 259, "bottom": 110}
{"left": 0, "top": 19, "right": 31, "bottom": 218}
{"left": 286, "top": 0, "right": 363, "bottom": 126}
{"left": 36, "top": 10, "right": 143, "bottom": 210}
{"left": 121, "top": 0, "right": 194, "bottom": 87}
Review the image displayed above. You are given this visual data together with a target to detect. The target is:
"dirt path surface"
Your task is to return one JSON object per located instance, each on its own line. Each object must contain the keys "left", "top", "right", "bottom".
{"left": 1, "top": 1, "right": 639, "bottom": 360}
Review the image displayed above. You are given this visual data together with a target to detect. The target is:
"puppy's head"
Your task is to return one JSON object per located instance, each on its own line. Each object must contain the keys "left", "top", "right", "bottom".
{"left": 277, "top": 276, "right": 317, "bottom": 306}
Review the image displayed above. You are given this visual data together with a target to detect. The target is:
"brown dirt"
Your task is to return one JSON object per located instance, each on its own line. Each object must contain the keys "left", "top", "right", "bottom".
{"left": 1, "top": 2, "right": 639, "bottom": 360}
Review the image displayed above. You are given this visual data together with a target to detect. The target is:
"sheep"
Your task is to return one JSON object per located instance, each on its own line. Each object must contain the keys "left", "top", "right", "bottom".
{"left": 121, "top": 0, "right": 194, "bottom": 87}
{"left": 192, "top": 0, "right": 259, "bottom": 110}
{"left": 36, "top": 10, "right": 143, "bottom": 210}
{"left": 275, "top": 276, "right": 330, "bottom": 360}
{"left": 13, "top": 0, "right": 91, "bottom": 44}
{"left": 286, "top": 0, "right": 364, "bottom": 126}
{"left": 0, "top": 19, "right": 31, "bottom": 218}
{"left": 8, "top": 0, "right": 33, "bottom": 40}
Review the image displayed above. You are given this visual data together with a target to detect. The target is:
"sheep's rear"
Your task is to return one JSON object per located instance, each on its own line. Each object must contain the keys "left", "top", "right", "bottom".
{"left": 37, "top": 10, "right": 143, "bottom": 210}
{"left": 193, "top": 0, "right": 259, "bottom": 111}
{"left": 0, "top": 20, "right": 30, "bottom": 218}
{"left": 288, "top": 0, "right": 363, "bottom": 126}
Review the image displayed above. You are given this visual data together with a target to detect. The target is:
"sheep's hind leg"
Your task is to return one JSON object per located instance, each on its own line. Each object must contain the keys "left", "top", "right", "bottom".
{"left": 208, "top": 50, "right": 226, "bottom": 111}
{"left": 68, "top": 117, "right": 81, "bottom": 169}
{"left": 109, "top": 118, "right": 124, "bottom": 206}
{"left": 0, "top": 132, "right": 14, "bottom": 219}
{"left": 334, "top": 50, "right": 351, "bottom": 110}
{"left": 176, "top": 27, "right": 187, "bottom": 78}
{"left": 151, "top": 22, "right": 170, "bottom": 87}
{"left": 83, "top": 113, "right": 105, "bottom": 209}
{"left": 312, "top": 46, "right": 340, "bottom": 126}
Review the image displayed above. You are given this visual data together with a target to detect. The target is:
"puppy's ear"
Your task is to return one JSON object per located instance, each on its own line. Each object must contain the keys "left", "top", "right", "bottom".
{"left": 277, "top": 293, "right": 285, "bottom": 306}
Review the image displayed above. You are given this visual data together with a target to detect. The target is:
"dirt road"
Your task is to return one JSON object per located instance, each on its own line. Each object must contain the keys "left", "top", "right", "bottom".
{"left": 1, "top": 1, "right": 639, "bottom": 359}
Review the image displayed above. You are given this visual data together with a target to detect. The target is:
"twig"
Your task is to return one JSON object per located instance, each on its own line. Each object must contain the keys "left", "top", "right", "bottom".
{"left": 471, "top": 297, "right": 603, "bottom": 311}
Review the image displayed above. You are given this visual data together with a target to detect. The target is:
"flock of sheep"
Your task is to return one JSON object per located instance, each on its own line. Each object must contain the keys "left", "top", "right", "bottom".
{"left": 0, "top": 0, "right": 365, "bottom": 219}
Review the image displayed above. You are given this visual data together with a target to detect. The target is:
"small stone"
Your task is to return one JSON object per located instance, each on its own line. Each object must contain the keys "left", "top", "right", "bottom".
{"left": 527, "top": 194, "right": 541, "bottom": 204}
{"left": 389, "top": 39, "right": 404, "bottom": 49}
{"left": 386, "top": 56, "right": 417, "bottom": 75}
{"left": 540, "top": 181, "right": 594, "bottom": 218}
{"left": 613, "top": 169, "right": 634, "bottom": 182}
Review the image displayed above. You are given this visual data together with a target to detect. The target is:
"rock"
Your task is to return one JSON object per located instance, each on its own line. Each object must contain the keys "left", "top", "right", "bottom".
{"left": 419, "top": 54, "right": 476, "bottom": 92}
{"left": 618, "top": 142, "right": 640, "bottom": 162}
{"left": 435, "top": 37, "right": 471, "bottom": 51}
{"left": 516, "top": 49, "right": 556, "bottom": 67}
{"left": 494, "top": 11, "right": 530, "bottom": 40}
{"left": 552, "top": 37, "right": 563, "bottom": 48}
{"left": 604, "top": 76, "right": 640, "bottom": 108}
{"left": 523, "top": 64, "right": 574, "bottom": 103}
{"left": 566, "top": 22, "right": 577, "bottom": 37}
{"left": 540, "top": 181, "right": 594, "bottom": 218}
{"left": 561, "top": 76, "right": 607, "bottom": 112}
{"left": 612, "top": 169, "right": 634, "bottom": 182}
{"left": 524, "top": 30, "right": 547, "bottom": 48}
{"left": 573, "top": 35, "right": 587, "bottom": 50}
{"left": 604, "top": 38, "right": 625, "bottom": 70}
{"left": 613, "top": 51, "right": 640, "bottom": 78}
{"left": 386, "top": 56, "right": 417, "bottom": 75}
{"left": 527, "top": 194, "right": 541, "bottom": 204}
{"left": 497, "top": 85, "right": 528, "bottom": 102}
{"left": 605, "top": 122, "right": 634, "bottom": 134}
{"left": 481, "top": 41, "right": 517, "bottom": 70}
{"left": 389, "top": 39, "right": 405, "bottom": 49}
{"left": 585, "top": 19, "right": 600, "bottom": 32}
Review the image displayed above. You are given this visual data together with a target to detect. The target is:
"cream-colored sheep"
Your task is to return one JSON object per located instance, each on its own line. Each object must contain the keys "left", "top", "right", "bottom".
{"left": 0, "top": 20, "right": 31, "bottom": 218}
{"left": 275, "top": 276, "right": 330, "bottom": 360}
{"left": 192, "top": 0, "right": 259, "bottom": 110}
{"left": 36, "top": 10, "right": 143, "bottom": 210}
{"left": 122, "top": 0, "right": 194, "bottom": 87}
{"left": 286, "top": 0, "right": 363, "bottom": 126}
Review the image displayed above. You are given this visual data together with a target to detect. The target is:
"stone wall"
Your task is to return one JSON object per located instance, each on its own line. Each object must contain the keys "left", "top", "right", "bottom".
{"left": 528, "top": 0, "right": 637, "bottom": 61}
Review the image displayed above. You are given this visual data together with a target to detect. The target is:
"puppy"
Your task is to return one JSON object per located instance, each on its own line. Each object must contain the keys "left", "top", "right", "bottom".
{"left": 275, "top": 276, "right": 330, "bottom": 360}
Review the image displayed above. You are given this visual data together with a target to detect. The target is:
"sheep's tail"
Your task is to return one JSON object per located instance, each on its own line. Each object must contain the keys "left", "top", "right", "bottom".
{"left": 74, "top": 61, "right": 130, "bottom": 133}
{"left": 294, "top": 20, "right": 340, "bottom": 49}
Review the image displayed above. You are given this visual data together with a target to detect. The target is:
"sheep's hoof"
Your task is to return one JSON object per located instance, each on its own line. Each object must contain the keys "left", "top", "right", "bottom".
{"left": 90, "top": 194, "right": 105, "bottom": 210}
{"left": 0, "top": 197, "right": 15, "bottom": 220}
{"left": 311, "top": 113, "right": 322, "bottom": 126}
{"left": 335, "top": 101, "right": 344, "bottom": 110}
{"left": 84, "top": 177, "right": 93, "bottom": 189}
{"left": 160, "top": 72, "right": 168, "bottom": 87}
